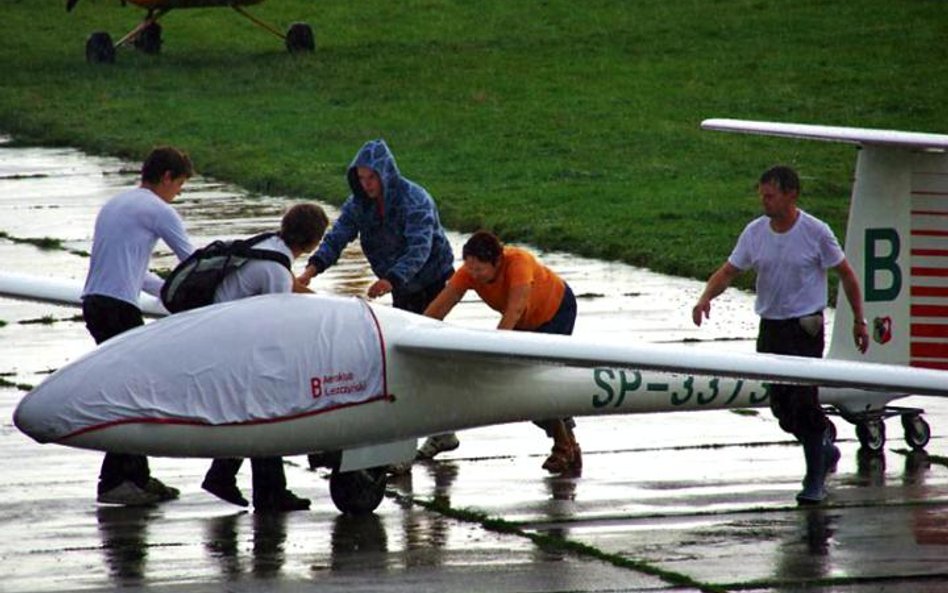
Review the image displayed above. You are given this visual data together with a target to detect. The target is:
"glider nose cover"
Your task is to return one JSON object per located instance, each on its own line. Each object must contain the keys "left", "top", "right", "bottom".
{"left": 14, "top": 383, "right": 62, "bottom": 444}
{"left": 13, "top": 294, "right": 388, "bottom": 447}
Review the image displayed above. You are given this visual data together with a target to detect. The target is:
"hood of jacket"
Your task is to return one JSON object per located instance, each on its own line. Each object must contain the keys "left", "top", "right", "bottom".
{"left": 347, "top": 139, "right": 401, "bottom": 202}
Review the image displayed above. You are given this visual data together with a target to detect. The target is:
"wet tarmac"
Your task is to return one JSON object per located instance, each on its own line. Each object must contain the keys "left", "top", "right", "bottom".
{"left": 1, "top": 141, "right": 947, "bottom": 592}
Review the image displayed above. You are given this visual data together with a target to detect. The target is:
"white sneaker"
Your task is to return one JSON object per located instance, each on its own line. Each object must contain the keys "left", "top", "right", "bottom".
{"left": 97, "top": 481, "right": 160, "bottom": 506}
{"left": 416, "top": 433, "right": 460, "bottom": 460}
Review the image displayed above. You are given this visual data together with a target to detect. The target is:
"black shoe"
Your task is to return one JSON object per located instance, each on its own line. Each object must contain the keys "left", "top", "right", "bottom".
{"left": 254, "top": 490, "right": 311, "bottom": 513}
{"left": 144, "top": 477, "right": 180, "bottom": 502}
{"left": 202, "top": 478, "right": 249, "bottom": 507}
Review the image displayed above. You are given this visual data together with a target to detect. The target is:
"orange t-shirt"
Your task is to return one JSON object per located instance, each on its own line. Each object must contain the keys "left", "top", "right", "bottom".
{"left": 449, "top": 246, "right": 566, "bottom": 330}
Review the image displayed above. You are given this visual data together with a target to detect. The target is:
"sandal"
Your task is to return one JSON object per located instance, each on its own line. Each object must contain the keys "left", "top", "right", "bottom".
{"left": 542, "top": 444, "right": 581, "bottom": 475}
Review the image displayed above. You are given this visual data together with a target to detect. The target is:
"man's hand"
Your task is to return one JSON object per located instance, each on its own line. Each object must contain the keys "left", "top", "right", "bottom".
{"left": 854, "top": 319, "right": 870, "bottom": 354}
{"left": 367, "top": 278, "right": 393, "bottom": 299}
{"left": 296, "top": 264, "right": 318, "bottom": 287}
{"left": 692, "top": 300, "right": 710, "bottom": 327}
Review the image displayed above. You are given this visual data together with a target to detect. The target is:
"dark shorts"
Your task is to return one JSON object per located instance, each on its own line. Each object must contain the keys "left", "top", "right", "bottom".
{"left": 528, "top": 283, "right": 577, "bottom": 435}
{"left": 757, "top": 313, "right": 828, "bottom": 440}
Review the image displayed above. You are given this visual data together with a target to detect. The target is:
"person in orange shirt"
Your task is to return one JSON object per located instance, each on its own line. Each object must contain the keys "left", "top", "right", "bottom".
{"left": 420, "top": 230, "right": 581, "bottom": 474}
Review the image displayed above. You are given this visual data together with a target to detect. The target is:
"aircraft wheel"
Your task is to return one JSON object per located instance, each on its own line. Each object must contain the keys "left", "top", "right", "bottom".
{"left": 134, "top": 22, "right": 162, "bottom": 55}
{"left": 329, "top": 467, "right": 386, "bottom": 515}
{"left": 285, "top": 22, "right": 315, "bottom": 53}
{"left": 825, "top": 419, "right": 837, "bottom": 443}
{"left": 901, "top": 414, "right": 931, "bottom": 450}
{"left": 85, "top": 32, "right": 115, "bottom": 64}
{"left": 855, "top": 419, "right": 886, "bottom": 452}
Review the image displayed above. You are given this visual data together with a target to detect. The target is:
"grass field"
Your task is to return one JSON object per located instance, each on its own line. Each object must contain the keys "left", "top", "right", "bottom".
{"left": 1, "top": 0, "right": 946, "bottom": 288}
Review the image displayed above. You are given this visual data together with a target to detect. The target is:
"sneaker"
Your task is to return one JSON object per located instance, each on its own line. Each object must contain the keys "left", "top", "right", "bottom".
{"left": 254, "top": 490, "right": 311, "bottom": 513}
{"left": 202, "top": 478, "right": 248, "bottom": 507}
{"left": 144, "top": 477, "right": 180, "bottom": 502}
{"left": 97, "top": 481, "right": 160, "bottom": 506}
{"left": 416, "top": 433, "right": 460, "bottom": 460}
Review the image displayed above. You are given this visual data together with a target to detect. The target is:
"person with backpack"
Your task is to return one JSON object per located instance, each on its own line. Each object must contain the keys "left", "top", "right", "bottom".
{"left": 199, "top": 202, "right": 329, "bottom": 512}
{"left": 82, "top": 146, "right": 196, "bottom": 506}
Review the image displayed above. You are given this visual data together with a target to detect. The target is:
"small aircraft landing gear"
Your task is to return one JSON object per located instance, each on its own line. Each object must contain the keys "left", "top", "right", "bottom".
{"left": 329, "top": 467, "right": 387, "bottom": 515}
{"left": 828, "top": 404, "right": 930, "bottom": 452}
{"left": 133, "top": 22, "right": 163, "bottom": 55}
{"left": 901, "top": 413, "right": 931, "bottom": 450}
{"left": 85, "top": 32, "right": 115, "bottom": 64}
{"left": 855, "top": 418, "right": 886, "bottom": 452}
{"left": 285, "top": 22, "right": 315, "bottom": 53}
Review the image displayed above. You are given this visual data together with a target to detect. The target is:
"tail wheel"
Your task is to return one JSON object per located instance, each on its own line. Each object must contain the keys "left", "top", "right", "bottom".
{"left": 856, "top": 419, "right": 886, "bottom": 452}
{"left": 901, "top": 414, "right": 931, "bottom": 450}
{"left": 329, "top": 467, "right": 386, "bottom": 515}
{"left": 134, "top": 22, "right": 162, "bottom": 55}
{"left": 85, "top": 32, "right": 115, "bottom": 64}
{"left": 285, "top": 22, "right": 315, "bottom": 53}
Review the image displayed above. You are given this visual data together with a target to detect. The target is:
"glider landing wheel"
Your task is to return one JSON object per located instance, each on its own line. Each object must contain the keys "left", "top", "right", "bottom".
{"left": 285, "top": 22, "right": 315, "bottom": 53}
{"left": 825, "top": 419, "right": 837, "bottom": 443}
{"left": 902, "top": 414, "right": 931, "bottom": 450}
{"left": 86, "top": 32, "right": 115, "bottom": 64}
{"left": 134, "top": 22, "right": 162, "bottom": 55}
{"left": 856, "top": 418, "right": 886, "bottom": 452}
{"left": 329, "top": 467, "right": 386, "bottom": 515}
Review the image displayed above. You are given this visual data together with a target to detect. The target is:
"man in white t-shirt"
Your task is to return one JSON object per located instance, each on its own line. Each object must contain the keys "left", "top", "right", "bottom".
{"left": 82, "top": 146, "right": 196, "bottom": 506}
{"left": 692, "top": 165, "right": 869, "bottom": 505}
{"left": 201, "top": 203, "right": 328, "bottom": 512}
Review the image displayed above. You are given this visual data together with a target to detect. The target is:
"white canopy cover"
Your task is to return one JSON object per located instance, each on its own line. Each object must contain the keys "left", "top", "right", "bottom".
{"left": 15, "top": 294, "right": 388, "bottom": 443}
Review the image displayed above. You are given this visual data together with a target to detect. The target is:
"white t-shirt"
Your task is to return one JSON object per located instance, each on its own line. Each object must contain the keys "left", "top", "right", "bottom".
{"left": 728, "top": 210, "right": 845, "bottom": 320}
{"left": 213, "top": 235, "right": 293, "bottom": 303}
{"left": 83, "top": 187, "right": 194, "bottom": 305}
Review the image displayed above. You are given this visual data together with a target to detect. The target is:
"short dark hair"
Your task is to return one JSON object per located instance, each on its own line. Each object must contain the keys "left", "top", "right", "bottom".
{"left": 141, "top": 146, "right": 194, "bottom": 184}
{"left": 281, "top": 203, "right": 329, "bottom": 249}
{"left": 759, "top": 165, "right": 800, "bottom": 194}
{"left": 462, "top": 230, "right": 503, "bottom": 266}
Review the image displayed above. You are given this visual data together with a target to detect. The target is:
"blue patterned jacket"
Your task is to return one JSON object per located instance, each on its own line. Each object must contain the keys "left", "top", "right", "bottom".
{"left": 307, "top": 139, "right": 454, "bottom": 293}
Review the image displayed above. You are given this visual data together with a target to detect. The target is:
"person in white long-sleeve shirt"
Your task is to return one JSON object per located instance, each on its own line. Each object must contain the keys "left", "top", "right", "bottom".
{"left": 81, "top": 146, "right": 196, "bottom": 507}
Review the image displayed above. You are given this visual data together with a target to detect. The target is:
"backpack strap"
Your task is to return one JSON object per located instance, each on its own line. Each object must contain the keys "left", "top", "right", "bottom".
{"left": 238, "top": 232, "right": 292, "bottom": 270}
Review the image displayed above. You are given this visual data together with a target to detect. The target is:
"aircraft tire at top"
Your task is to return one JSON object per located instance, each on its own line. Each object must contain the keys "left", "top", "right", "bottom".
{"left": 329, "top": 467, "right": 387, "bottom": 515}
{"left": 855, "top": 419, "right": 886, "bottom": 452}
{"left": 85, "top": 32, "right": 115, "bottom": 64}
{"left": 134, "top": 22, "right": 163, "bottom": 55}
{"left": 285, "top": 22, "right": 315, "bottom": 53}
{"left": 901, "top": 414, "right": 931, "bottom": 450}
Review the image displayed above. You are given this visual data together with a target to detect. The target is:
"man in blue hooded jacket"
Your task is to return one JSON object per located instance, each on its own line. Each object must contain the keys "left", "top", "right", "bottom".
{"left": 298, "top": 139, "right": 454, "bottom": 313}
{"left": 299, "top": 139, "right": 460, "bottom": 463}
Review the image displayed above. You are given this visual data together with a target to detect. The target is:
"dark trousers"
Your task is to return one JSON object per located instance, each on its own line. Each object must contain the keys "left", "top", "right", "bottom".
{"left": 205, "top": 458, "right": 287, "bottom": 504}
{"left": 391, "top": 270, "right": 453, "bottom": 314}
{"left": 757, "top": 314, "right": 828, "bottom": 442}
{"left": 529, "top": 284, "right": 578, "bottom": 436}
{"left": 82, "top": 295, "right": 151, "bottom": 493}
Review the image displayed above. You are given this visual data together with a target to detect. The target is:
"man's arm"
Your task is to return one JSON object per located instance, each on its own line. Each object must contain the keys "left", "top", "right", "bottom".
{"left": 692, "top": 262, "right": 742, "bottom": 326}
{"left": 835, "top": 258, "right": 870, "bottom": 353}
{"left": 299, "top": 200, "right": 359, "bottom": 286}
{"left": 498, "top": 284, "right": 530, "bottom": 330}
{"left": 423, "top": 283, "right": 465, "bottom": 320}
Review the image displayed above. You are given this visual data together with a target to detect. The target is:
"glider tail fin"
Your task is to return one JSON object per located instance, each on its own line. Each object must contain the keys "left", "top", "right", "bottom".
{"left": 828, "top": 145, "right": 948, "bottom": 370}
